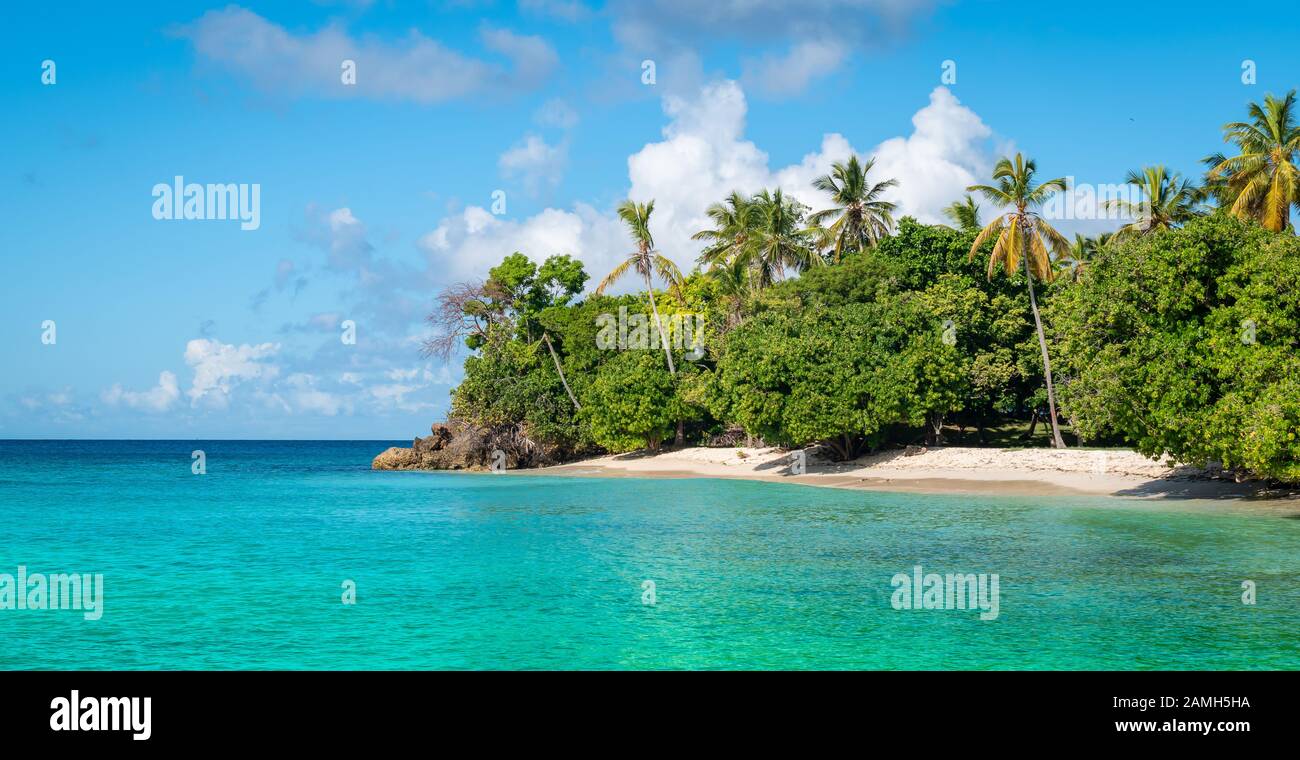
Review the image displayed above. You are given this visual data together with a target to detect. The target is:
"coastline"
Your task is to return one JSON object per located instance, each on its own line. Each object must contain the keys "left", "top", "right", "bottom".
{"left": 524, "top": 446, "right": 1300, "bottom": 503}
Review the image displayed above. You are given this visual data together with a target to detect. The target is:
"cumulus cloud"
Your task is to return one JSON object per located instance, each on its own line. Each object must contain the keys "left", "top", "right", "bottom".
{"left": 419, "top": 82, "right": 998, "bottom": 284}
{"left": 418, "top": 203, "right": 627, "bottom": 284}
{"left": 175, "top": 6, "right": 557, "bottom": 103}
{"left": 185, "top": 339, "right": 281, "bottom": 407}
{"left": 102, "top": 372, "right": 181, "bottom": 413}
{"left": 499, "top": 134, "right": 568, "bottom": 196}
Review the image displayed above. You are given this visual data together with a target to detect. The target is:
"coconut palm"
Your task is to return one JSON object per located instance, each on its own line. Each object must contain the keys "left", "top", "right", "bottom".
{"left": 747, "top": 189, "right": 820, "bottom": 286}
{"left": 1104, "top": 165, "right": 1203, "bottom": 239}
{"left": 967, "top": 153, "right": 1070, "bottom": 449}
{"left": 596, "top": 199, "right": 685, "bottom": 376}
{"left": 694, "top": 191, "right": 756, "bottom": 270}
{"left": 707, "top": 256, "right": 751, "bottom": 329}
{"left": 808, "top": 156, "right": 898, "bottom": 261}
{"left": 694, "top": 189, "right": 819, "bottom": 290}
{"left": 1203, "top": 90, "right": 1300, "bottom": 232}
{"left": 942, "top": 194, "right": 982, "bottom": 233}
{"left": 1057, "top": 232, "right": 1111, "bottom": 282}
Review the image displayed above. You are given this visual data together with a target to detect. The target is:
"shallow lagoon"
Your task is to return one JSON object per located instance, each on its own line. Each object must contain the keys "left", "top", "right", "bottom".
{"left": 1, "top": 440, "right": 1296, "bottom": 669}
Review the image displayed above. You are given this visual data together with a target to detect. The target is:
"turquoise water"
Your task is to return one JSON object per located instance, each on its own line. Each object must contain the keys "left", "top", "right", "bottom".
{"left": 0, "top": 440, "right": 1297, "bottom": 670}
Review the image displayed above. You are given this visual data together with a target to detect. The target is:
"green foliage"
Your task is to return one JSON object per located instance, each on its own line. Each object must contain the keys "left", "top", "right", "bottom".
{"left": 705, "top": 299, "right": 966, "bottom": 459}
{"left": 487, "top": 252, "right": 589, "bottom": 343}
{"left": 580, "top": 352, "right": 694, "bottom": 452}
{"left": 1053, "top": 214, "right": 1300, "bottom": 481}
{"left": 451, "top": 330, "right": 585, "bottom": 449}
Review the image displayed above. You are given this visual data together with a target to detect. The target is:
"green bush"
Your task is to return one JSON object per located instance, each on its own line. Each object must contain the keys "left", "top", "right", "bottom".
{"left": 1053, "top": 213, "right": 1300, "bottom": 481}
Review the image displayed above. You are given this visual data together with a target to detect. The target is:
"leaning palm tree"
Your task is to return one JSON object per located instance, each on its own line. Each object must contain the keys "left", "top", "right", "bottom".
{"left": 1104, "top": 165, "right": 1203, "bottom": 239}
{"left": 808, "top": 156, "right": 898, "bottom": 261}
{"left": 967, "top": 153, "right": 1070, "bottom": 449}
{"left": 1204, "top": 90, "right": 1300, "bottom": 232}
{"left": 942, "top": 194, "right": 982, "bottom": 233}
{"left": 596, "top": 199, "right": 685, "bottom": 376}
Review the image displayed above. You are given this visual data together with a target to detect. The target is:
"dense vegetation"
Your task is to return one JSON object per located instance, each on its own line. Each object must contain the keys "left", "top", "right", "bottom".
{"left": 426, "top": 92, "right": 1300, "bottom": 482}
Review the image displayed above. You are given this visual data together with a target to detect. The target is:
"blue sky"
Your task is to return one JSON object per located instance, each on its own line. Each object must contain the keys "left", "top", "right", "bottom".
{"left": 3, "top": 1, "right": 1297, "bottom": 439}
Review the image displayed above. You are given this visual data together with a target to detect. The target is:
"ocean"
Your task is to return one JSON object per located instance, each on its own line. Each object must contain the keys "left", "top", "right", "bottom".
{"left": 1, "top": 440, "right": 1296, "bottom": 669}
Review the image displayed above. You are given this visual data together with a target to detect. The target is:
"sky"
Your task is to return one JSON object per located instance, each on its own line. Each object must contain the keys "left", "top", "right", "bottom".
{"left": 3, "top": 0, "right": 1297, "bottom": 439}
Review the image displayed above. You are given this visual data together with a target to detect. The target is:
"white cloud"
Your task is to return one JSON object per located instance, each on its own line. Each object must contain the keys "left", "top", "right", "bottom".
{"left": 610, "top": 0, "right": 937, "bottom": 95}
{"left": 534, "top": 98, "right": 579, "bottom": 129}
{"left": 102, "top": 371, "right": 181, "bottom": 413}
{"left": 284, "top": 373, "right": 349, "bottom": 416}
{"left": 743, "top": 39, "right": 847, "bottom": 96}
{"left": 418, "top": 203, "right": 626, "bottom": 283}
{"left": 419, "top": 82, "right": 998, "bottom": 285}
{"left": 520, "top": 0, "right": 591, "bottom": 22}
{"left": 185, "top": 339, "right": 280, "bottom": 407}
{"left": 868, "top": 86, "right": 995, "bottom": 224}
{"left": 499, "top": 134, "right": 568, "bottom": 196}
{"left": 175, "top": 7, "right": 557, "bottom": 103}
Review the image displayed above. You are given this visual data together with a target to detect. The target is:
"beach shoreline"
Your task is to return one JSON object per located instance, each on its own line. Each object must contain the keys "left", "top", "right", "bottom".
{"left": 524, "top": 446, "right": 1299, "bottom": 502}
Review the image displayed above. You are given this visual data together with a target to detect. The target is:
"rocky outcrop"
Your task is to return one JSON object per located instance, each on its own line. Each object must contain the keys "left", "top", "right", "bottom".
{"left": 372, "top": 446, "right": 420, "bottom": 470}
{"left": 373, "top": 422, "right": 469, "bottom": 471}
{"left": 372, "top": 421, "right": 576, "bottom": 471}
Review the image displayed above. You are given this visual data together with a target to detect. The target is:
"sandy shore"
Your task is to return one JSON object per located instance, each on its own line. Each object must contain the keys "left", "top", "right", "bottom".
{"left": 530, "top": 446, "right": 1298, "bottom": 502}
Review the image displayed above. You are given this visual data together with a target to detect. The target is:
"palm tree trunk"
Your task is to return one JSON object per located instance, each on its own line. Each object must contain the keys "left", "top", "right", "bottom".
{"left": 643, "top": 274, "right": 676, "bottom": 376}
{"left": 542, "top": 333, "right": 580, "bottom": 411}
{"left": 1023, "top": 258, "right": 1066, "bottom": 449}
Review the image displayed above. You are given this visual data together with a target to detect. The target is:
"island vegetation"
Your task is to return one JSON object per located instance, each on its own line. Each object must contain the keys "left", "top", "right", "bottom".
{"left": 406, "top": 91, "right": 1300, "bottom": 484}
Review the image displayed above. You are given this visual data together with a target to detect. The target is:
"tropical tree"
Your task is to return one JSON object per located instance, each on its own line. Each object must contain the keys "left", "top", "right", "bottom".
{"left": 707, "top": 256, "right": 752, "bottom": 328}
{"left": 747, "top": 189, "right": 820, "bottom": 284}
{"left": 967, "top": 153, "right": 1070, "bottom": 448}
{"left": 1103, "top": 165, "right": 1203, "bottom": 239}
{"left": 1203, "top": 90, "right": 1300, "bottom": 232}
{"left": 1057, "top": 233, "right": 1112, "bottom": 282}
{"left": 694, "top": 191, "right": 755, "bottom": 270}
{"left": 808, "top": 156, "right": 898, "bottom": 261}
{"left": 695, "top": 189, "right": 819, "bottom": 289}
{"left": 596, "top": 199, "right": 686, "bottom": 376}
{"left": 942, "top": 194, "right": 982, "bottom": 233}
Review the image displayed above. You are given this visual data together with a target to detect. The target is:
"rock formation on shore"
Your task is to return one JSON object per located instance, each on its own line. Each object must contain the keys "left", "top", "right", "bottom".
{"left": 372, "top": 421, "right": 573, "bottom": 471}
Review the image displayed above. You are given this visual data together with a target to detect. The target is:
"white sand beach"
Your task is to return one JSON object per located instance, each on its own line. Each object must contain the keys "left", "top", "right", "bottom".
{"left": 532, "top": 446, "right": 1298, "bottom": 502}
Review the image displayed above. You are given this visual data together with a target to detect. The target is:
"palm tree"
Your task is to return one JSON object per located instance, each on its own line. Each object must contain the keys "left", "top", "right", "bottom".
{"left": 540, "top": 333, "right": 580, "bottom": 411}
{"left": 707, "top": 256, "right": 751, "bottom": 329}
{"left": 967, "top": 153, "right": 1070, "bottom": 449}
{"left": 694, "top": 192, "right": 756, "bottom": 270}
{"left": 596, "top": 199, "right": 685, "bottom": 376}
{"left": 1204, "top": 90, "right": 1300, "bottom": 232}
{"left": 808, "top": 156, "right": 898, "bottom": 261}
{"left": 942, "top": 194, "right": 982, "bottom": 233}
{"left": 1057, "top": 232, "right": 1111, "bottom": 282}
{"left": 747, "top": 189, "right": 820, "bottom": 286}
{"left": 694, "top": 189, "right": 819, "bottom": 290}
{"left": 1104, "top": 165, "right": 1203, "bottom": 239}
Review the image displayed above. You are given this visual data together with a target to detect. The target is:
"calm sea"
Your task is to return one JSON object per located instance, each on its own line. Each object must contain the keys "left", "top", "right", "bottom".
{"left": 1, "top": 440, "right": 1296, "bottom": 669}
